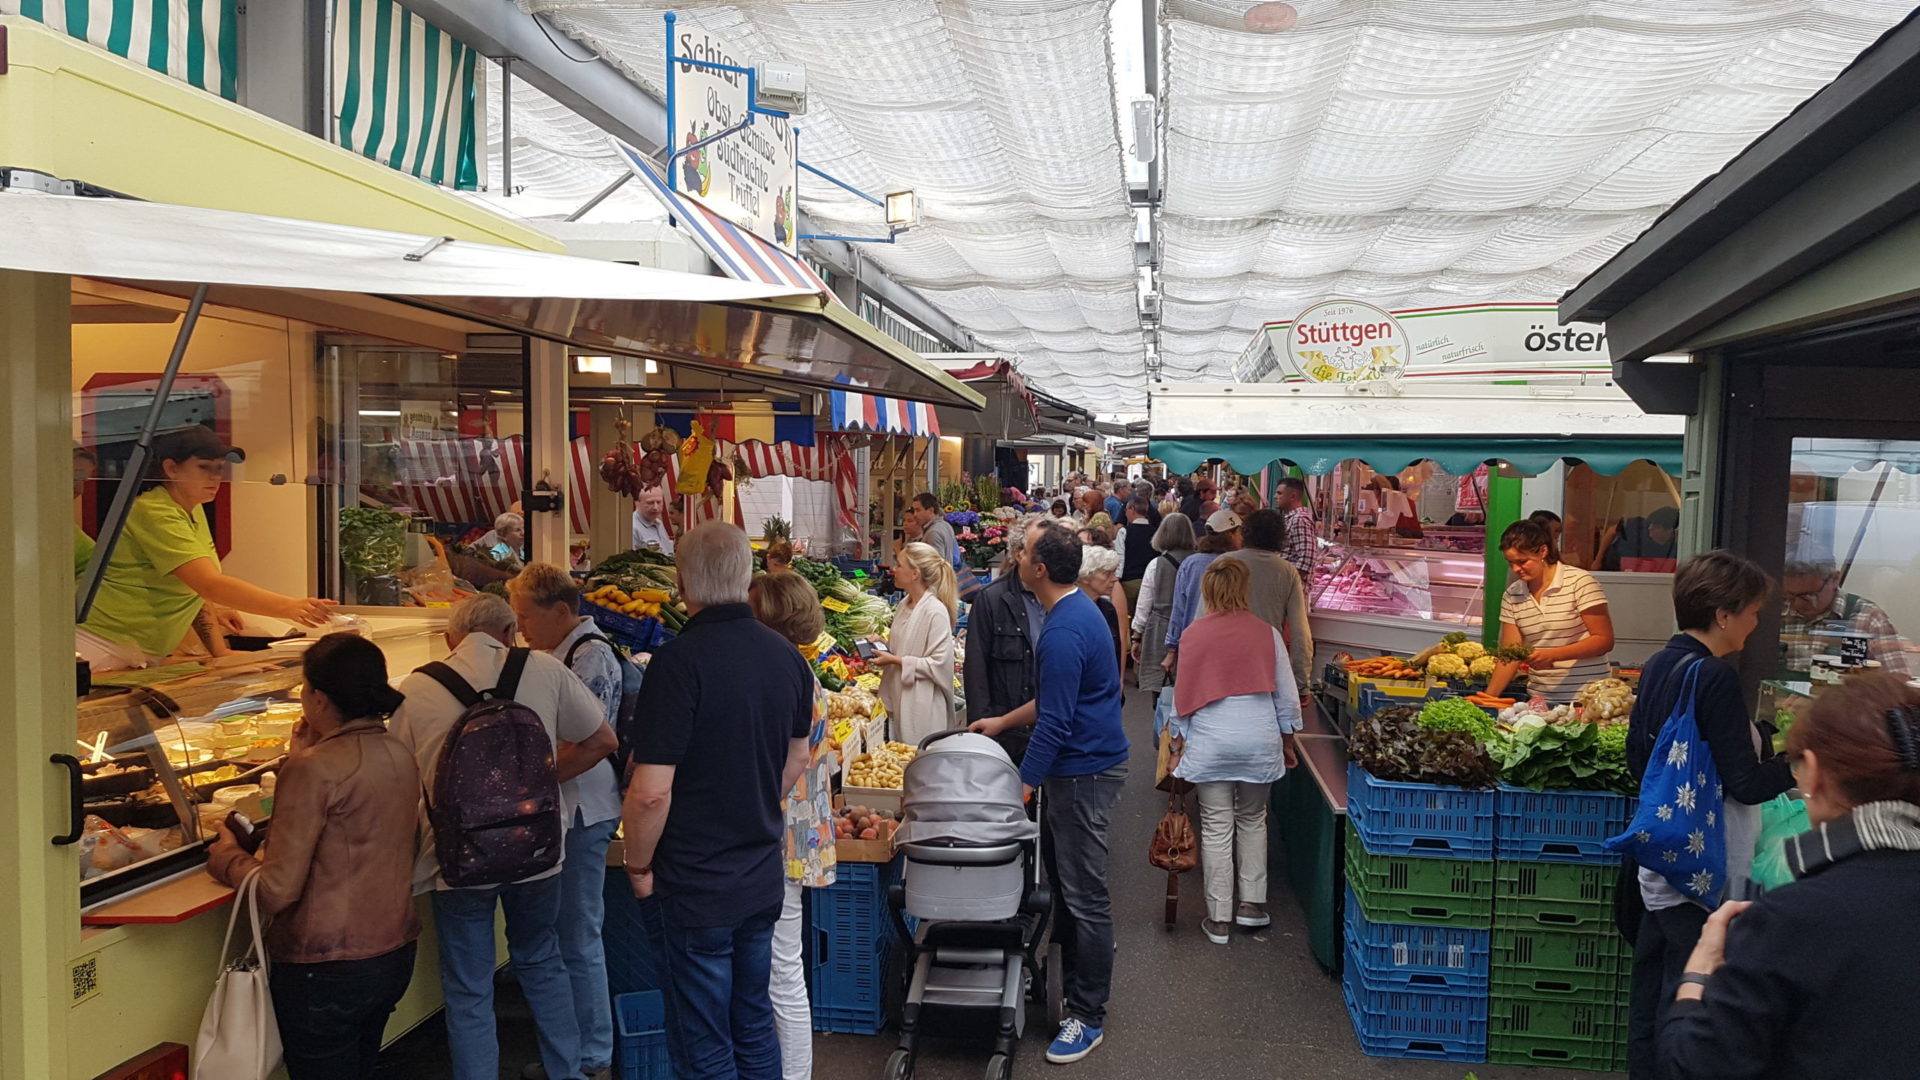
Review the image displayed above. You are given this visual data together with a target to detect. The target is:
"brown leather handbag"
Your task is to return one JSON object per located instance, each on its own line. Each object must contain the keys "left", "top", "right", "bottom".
{"left": 1149, "top": 789, "right": 1198, "bottom": 926}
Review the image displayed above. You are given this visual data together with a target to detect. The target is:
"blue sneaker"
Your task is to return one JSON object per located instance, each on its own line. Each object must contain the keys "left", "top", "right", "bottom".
{"left": 1046, "top": 1018, "right": 1104, "bottom": 1064}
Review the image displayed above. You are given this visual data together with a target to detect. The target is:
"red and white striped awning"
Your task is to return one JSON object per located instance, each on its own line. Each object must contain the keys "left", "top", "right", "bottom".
{"left": 381, "top": 434, "right": 594, "bottom": 536}
{"left": 617, "top": 141, "right": 831, "bottom": 294}
{"left": 661, "top": 434, "right": 861, "bottom": 533}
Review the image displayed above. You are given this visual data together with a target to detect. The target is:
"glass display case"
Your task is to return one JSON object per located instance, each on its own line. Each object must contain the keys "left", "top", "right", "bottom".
{"left": 76, "top": 655, "right": 305, "bottom": 906}
{"left": 1309, "top": 538, "right": 1486, "bottom": 626}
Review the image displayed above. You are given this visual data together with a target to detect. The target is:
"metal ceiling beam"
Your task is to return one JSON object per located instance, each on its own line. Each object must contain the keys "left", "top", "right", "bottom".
{"left": 391, "top": 0, "right": 974, "bottom": 351}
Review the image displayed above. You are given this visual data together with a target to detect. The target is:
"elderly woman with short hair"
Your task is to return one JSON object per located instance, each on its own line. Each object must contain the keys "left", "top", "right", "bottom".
{"left": 1079, "top": 543, "right": 1127, "bottom": 690}
{"left": 484, "top": 512, "right": 526, "bottom": 569}
{"left": 1131, "top": 512, "right": 1197, "bottom": 707}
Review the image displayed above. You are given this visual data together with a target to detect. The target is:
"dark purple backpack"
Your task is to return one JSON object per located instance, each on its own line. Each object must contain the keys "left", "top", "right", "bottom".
{"left": 417, "top": 648, "right": 563, "bottom": 888}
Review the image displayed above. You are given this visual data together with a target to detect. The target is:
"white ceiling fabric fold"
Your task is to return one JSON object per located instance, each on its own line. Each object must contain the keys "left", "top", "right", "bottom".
{"left": 523, "top": 0, "right": 1147, "bottom": 410}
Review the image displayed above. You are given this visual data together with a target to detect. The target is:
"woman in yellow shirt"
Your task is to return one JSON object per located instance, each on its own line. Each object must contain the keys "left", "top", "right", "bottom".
{"left": 76, "top": 426, "right": 335, "bottom": 671}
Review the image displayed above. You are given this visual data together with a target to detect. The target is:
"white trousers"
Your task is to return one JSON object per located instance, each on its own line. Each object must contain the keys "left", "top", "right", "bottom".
{"left": 769, "top": 880, "right": 812, "bottom": 1080}
{"left": 1194, "top": 780, "right": 1271, "bottom": 923}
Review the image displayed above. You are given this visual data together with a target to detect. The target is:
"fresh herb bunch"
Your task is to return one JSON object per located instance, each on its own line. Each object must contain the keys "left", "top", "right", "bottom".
{"left": 339, "top": 507, "right": 407, "bottom": 578}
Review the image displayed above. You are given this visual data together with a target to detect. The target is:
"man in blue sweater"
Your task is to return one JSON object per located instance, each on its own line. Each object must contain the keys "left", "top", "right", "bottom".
{"left": 1018, "top": 523, "right": 1129, "bottom": 1064}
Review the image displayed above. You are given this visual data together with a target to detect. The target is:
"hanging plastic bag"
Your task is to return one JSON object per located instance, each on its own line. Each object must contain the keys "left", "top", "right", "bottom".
{"left": 676, "top": 420, "right": 716, "bottom": 498}
{"left": 1750, "top": 794, "right": 1811, "bottom": 892}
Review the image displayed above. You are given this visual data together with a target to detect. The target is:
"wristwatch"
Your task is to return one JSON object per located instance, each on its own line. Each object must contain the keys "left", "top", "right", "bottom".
{"left": 1677, "top": 972, "right": 1712, "bottom": 989}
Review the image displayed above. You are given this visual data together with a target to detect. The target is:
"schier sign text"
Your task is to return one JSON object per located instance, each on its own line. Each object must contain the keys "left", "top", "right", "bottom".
{"left": 1235, "top": 301, "right": 1612, "bottom": 384}
{"left": 670, "top": 26, "right": 800, "bottom": 251}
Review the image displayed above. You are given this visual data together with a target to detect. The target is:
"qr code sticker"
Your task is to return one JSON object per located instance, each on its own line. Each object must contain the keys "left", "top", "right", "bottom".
{"left": 71, "top": 954, "right": 100, "bottom": 1005}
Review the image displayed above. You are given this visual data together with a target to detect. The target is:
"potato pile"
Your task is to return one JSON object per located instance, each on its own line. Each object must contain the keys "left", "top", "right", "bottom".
{"left": 835, "top": 804, "right": 896, "bottom": 841}
{"left": 845, "top": 741, "right": 917, "bottom": 789}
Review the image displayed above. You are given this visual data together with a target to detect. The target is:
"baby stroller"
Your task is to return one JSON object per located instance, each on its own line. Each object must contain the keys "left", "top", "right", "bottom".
{"left": 884, "top": 730, "right": 1063, "bottom": 1080}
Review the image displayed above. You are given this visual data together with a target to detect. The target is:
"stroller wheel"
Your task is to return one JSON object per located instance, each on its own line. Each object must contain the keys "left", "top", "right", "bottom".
{"left": 1044, "top": 942, "right": 1065, "bottom": 1029}
{"left": 984, "top": 1052, "right": 1012, "bottom": 1080}
{"left": 884, "top": 1048, "right": 914, "bottom": 1080}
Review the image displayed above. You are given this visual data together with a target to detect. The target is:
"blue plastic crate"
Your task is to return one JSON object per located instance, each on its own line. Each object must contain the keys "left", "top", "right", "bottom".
{"left": 807, "top": 860, "right": 901, "bottom": 1034}
{"left": 1343, "top": 887, "right": 1490, "bottom": 993}
{"left": 580, "top": 598, "right": 670, "bottom": 651}
{"left": 615, "top": 990, "right": 672, "bottom": 1080}
{"left": 1356, "top": 685, "right": 1445, "bottom": 719}
{"left": 1495, "top": 785, "right": 1632, "bottom": 864}
{"left": 1347, "top": 761, "right": 1495, "bottom": 860}
{"left": 1341, "top": 947, "right": 1487, "bottom": 1063}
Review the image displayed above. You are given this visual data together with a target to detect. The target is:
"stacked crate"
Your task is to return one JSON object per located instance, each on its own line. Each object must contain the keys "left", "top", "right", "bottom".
{"left": 1489, "top": 786, "right": 1635, "bottom": 1072}
{"left": 1342, "top": 763, "right": 1495, "bottom": 1063}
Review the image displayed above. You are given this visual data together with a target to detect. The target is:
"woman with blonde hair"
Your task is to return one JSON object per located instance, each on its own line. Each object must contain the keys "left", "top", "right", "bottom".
{"left": 1166, "top": 556, "right": 1303, "bottom": 944}
{"left": 873, "top": 541, "right": 958, "bottom": 746}
{"left": 746, "top": 569, "right": 837, "bottom": 1080}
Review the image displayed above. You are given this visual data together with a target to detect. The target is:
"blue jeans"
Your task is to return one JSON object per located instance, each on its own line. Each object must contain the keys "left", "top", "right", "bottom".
{"left": 658, "top": 902, "right": 783, "bottom": 1080}
{"left": 1044, "top": 765, "right": 1128, "bottom": 1028}
{"left": 561, "top": 816, "right": 619, "bottom": 1071}
{"left": 430, "top": 876, "right": 583, "bottom": 1080}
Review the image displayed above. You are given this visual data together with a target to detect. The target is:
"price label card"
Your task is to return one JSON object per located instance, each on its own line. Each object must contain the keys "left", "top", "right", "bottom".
{"left": 821, "top": 597, "right": 851, "bottom": 613}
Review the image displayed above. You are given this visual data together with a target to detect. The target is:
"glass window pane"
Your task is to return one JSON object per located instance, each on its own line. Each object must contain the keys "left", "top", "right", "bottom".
{"left": 315, "top": 339, "right": 528, "bottom": 605}
{"left": 1781, "top": 441, "right": 1920, "bottom": 682}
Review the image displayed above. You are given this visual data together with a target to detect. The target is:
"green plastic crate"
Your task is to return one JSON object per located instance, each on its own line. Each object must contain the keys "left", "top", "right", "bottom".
{"left": 1492, "top": 926, "right": 1632, "bottom": 1000}
{"left": 1344, "top": 823, "right": 1493, "bottom": 928}
{"left": 1489, "top": 1031, "right": 1627, "bottom": 1073}
{"left": 1494, "top": 859, "right": 1617, "bottom": 928}
{"left": 1491, "top": 994, "right": 1629, "bottom": 1045}
{"left": 1493, "top": 904, "right": 1617, "bottom": 934}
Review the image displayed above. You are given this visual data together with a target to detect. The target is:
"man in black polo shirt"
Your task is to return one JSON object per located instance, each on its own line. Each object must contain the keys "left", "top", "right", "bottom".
{"left": 622, "top": 523, "right": 813, "bottom": 1080}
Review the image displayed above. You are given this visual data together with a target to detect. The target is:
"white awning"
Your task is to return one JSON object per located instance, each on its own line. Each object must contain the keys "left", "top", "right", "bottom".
{"left": 0, "top": 190, "right": 803, "bottom": 302}
{"left": 0, "top": 191, "right": 982, "bottom": 408}
{"left": 1148, "top": 382, "right": 1684, "bottom": 476}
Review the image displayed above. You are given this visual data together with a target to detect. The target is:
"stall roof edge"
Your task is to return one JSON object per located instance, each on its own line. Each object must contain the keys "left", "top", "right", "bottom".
{"left": 1560, "top": 10, "right": 1920, "bottom": 340}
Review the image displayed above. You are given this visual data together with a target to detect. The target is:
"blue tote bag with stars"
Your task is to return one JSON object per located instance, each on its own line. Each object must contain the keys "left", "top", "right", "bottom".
{"left": 1605, "top": 660, "right": 1728, "bottom": 906}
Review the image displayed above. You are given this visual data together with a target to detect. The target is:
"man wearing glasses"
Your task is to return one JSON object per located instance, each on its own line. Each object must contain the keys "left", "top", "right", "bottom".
{"left": 1779, "top": 558, "right": 1915, "bottom": 680}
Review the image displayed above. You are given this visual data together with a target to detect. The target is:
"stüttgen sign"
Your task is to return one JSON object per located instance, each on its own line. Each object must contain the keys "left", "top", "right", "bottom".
{"left": 1283, "top": 300, "right": 1412, "bottom": 383}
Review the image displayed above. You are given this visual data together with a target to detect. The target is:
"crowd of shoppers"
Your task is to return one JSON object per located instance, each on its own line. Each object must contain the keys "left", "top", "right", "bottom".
{"left": 227, "top": 467, "right": 1915, "bottom": 1080}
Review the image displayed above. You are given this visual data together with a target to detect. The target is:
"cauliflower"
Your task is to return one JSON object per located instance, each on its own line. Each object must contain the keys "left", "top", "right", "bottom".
{"left": 1427, "top": 653, "right": 1469, "bottom": 679}
{"left": 1452, "top": 640, "right": 1488, "bottom": 661}
{"left": 1469, "top": 655, "right": 1497, "bottom": 679}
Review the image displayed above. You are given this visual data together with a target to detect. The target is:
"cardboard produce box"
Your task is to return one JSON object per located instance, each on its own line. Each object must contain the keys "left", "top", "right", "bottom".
{"left": 832, "top": 796, "right": 902, "bottom": 863}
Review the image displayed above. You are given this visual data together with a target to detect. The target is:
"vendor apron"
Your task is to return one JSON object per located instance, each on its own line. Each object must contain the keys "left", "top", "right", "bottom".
{"left": 75, "top": 628, "right": 158, "bottom": 672}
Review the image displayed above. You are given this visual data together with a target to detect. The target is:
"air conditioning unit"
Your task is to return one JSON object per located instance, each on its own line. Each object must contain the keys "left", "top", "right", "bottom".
{"left": 755, "top": 61, "right": 808, "bottom": 115}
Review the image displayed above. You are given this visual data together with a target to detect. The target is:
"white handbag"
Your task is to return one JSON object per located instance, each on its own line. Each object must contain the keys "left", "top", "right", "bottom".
{"left": 193, "top": 868, "right": 284, "bottom": 1080}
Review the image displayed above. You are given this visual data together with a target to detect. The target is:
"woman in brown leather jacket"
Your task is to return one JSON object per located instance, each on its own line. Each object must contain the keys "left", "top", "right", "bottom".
{"left": 208, "top": 633, "right": 420, "bottom": 1080}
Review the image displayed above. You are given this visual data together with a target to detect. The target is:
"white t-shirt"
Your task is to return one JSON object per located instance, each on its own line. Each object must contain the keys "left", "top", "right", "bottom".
{"left": 390, "top": 633, "right": 609, "bottom": 892}
{"left": 1500, "top": 563, "right": 1612, "bottom": 703}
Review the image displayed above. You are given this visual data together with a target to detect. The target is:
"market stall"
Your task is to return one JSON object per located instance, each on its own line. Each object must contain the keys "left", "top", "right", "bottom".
{"left": 1150, "top": 381, "right": 1687, "bottom": 694}
{"left": 0, "top": 27, "right": 978, "bottom": 1069}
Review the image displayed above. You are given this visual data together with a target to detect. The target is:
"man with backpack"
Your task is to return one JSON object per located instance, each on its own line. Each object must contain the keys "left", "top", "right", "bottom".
{"left": 621, "top": 523, "right": 815, "bottom": 1080}
{"left": 509, "top": 564, "right": 642, "bottom": 1080}
{"left": 389, "top": 594, "right": 617, "bottom": 1080}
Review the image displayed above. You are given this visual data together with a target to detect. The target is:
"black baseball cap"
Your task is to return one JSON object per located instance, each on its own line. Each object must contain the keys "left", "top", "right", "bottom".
{"left": 151, "top": 425, "right": 246, "bottom": 465}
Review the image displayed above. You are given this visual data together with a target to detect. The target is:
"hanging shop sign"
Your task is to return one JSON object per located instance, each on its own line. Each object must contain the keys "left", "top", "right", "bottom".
{"left": 1237, "top": 302, "right": 1612, "bottom": 384}
{"left": 669, "top": 26, "right": 800, "bottom": 251}
{"left": 1282, "top": 300, "right": 1413, "bottom": 383}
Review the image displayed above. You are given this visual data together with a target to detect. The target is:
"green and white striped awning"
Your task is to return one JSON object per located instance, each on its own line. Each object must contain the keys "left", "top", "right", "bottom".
{"left": 3, "top": 0, "right": 238, "bottom": 99}
{"left": 330, "top": 0, "right": 479, "bottom": 190}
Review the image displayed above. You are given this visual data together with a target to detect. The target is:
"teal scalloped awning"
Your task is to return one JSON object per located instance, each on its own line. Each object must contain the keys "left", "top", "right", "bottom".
{"left": 1149, "top": 436, "right": 1682, "bottom": 477}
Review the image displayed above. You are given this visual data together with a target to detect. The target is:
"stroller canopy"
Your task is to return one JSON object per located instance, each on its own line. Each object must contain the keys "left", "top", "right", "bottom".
{"left": 893, "top": 732, "right": 1039, "bottom": 849}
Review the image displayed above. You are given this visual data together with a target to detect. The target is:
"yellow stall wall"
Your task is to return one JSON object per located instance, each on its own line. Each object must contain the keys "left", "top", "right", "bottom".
{"left": 0, "top": 20, "right": 563, "bottom": 1078}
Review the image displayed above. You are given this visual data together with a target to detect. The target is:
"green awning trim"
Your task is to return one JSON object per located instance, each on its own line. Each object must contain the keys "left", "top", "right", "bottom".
{"left": 1149, "top": 436, "right": 1682, "bottom": 477}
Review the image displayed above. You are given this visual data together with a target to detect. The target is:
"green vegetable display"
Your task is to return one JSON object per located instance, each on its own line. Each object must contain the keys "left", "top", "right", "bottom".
{"left": 338, "top": 507, "right": 407, "bottom": 578}
{"left": 1418, "top": 697, "right": 1496, "bottom": 740}
{"left": 1350, "top": 705, "right": 1498, "bottom": 788}
{"left": 1486, "top": 718, "right": 1634, "bottom": 794}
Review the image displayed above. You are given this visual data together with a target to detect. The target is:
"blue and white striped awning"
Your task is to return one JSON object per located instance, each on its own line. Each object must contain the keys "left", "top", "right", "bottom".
{"left": 830, "top": 388, "right": 940, "bottom": 438}
{"left": 4, "top": 0, "right": 238, "bottom": 99}
{"left": 329, "top": 0, "right": 479, "bottom": 189}
{"left": 615, "top": 139, "right": 830, "bottom": 294}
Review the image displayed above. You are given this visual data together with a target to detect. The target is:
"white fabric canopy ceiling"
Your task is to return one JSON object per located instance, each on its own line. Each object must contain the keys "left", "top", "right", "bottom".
{"left": 524, "top": 0, "right": 1145, "bottom": 409}
{"left": 512, "top": 0, "right": 1913, "bottom": 412}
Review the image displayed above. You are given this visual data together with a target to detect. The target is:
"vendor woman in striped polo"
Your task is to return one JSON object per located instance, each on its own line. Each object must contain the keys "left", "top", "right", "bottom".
{"left": 1486, "top": 517, "right": 1615, "bottom": 704}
